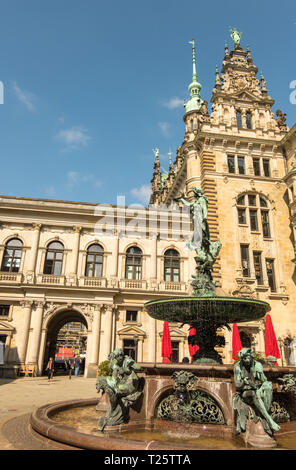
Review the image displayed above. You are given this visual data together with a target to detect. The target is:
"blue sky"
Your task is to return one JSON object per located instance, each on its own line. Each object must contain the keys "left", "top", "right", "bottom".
{"left": 0, "top": 0, "right": 295, "bottom": 206}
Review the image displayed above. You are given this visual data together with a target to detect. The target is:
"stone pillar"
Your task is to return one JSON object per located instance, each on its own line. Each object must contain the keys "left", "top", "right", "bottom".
{"left": 90, "top": 305, "right": 102, "bottom": 366}
{"left": 18, "top": 301, "right": 33, "bottom": 364}
{"left": 38, "top": 328, "right": 47, "bottom": 374}
{"left": 4, "top": 334, "right": 12, "bottom": 363}
{"left": 27, "top": 301, "right": 45, "bottom": 371}
{"left": 241, "top": 109, "right": 247, "bottom": 128}
{"left": 150, "top": 235, "right": 157, "bottom": 283}
{"left": 26, "top": 224, "right": 41, "bottom": 282}
{"left": 110, "top": 234, "right": 119, "bottom": 287}
{"left": 137, "top": 337, "right": 144, "bottom": 362}
{"left": 68, "top": 226, "right": 81, "bottom": 282}
{"left": 111, "top": 307, "right": 117, "bottom": 351}
{"left": 101, "top": 305, "right": 113, "bottom": 360}
{"left": 148, "top": 316, "right": 156, "bottom": 363}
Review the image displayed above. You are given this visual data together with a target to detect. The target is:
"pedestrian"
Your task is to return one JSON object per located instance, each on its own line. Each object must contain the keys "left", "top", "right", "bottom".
{"left": 74, "top": 355, "right": 81, "bottom": 376}
{"left": 46, "top": 357, "right": 55, "bottom": 380}
{"left": 66, "top": 358, "right": 74, "bottom": 379}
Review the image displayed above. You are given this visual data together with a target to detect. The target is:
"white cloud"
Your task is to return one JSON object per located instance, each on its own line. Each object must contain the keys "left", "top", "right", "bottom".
{"left": 56, "top": 126, "right": 91, "bottom": 150}
{"left": 130, "top": 184, "right": 151, "bottom": 204}
{"left": 162, "top": 97, "right": 184, "bottom": 109}
{"left": 66, "top": 171, "right": 101, "bottom": 190}
{"left": 158, "top": 121, "right": 171, "bottom": 137}
{"left": 12, "top": 81, "right": 36, "bottom": 112}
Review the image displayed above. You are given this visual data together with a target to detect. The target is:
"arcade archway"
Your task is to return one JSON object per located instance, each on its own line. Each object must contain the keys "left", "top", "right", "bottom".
{"left": 43, "top": 309, "right": 88, "bottom": 376}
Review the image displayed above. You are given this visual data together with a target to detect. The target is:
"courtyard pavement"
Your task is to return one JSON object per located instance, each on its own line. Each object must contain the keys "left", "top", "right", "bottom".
{"left": 0, "top": 375, "right": 97, "bottom": 450}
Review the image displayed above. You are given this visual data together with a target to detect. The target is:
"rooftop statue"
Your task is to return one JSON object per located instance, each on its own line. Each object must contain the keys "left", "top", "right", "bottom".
{"left": 229, "top": 27, "right": 242, "bottom": 46}
{"left": 153, "top": 147, "right": 159, "bottom": 159}
{"left": 233, "top": 348, "right": 280, "bottom": 436}
{"left": 96, "top": 348, "right": 143, "bottom": 431}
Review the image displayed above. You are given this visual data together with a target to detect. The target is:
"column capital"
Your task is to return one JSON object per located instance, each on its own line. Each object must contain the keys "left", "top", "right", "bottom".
{"left": 73, "top": 226, "right": 82, "bottom": 234}
{"left": 35, "top": 301, "right": 46, "bottom": 309}
{"left": 20, "top": 300, "right": 34, "bottom": 308}
{"left": 32, "top": 223, "right": 42, "bottom": 231}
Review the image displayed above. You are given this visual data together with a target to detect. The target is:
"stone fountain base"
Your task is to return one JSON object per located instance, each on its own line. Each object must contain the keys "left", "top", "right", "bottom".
{"left": 30, "top": 363, "right": 296, "bottom": 450}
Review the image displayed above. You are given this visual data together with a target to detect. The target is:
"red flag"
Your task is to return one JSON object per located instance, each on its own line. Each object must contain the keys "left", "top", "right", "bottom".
{"left": 264, "top": 314, "right": 281, "bottom": 366}
{"left": 232, "top": 323, "right": 243, "bottom": 359}
{"left": 188, "top": 326, "right": 199, "bottom": 363}
{"left": 162, "top": 321, "right": 172, "bottom": 363}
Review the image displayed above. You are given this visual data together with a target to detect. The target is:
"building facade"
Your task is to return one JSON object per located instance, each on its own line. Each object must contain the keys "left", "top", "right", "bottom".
{"left": 1, "top": 36, "right": 296, "bottom": 377}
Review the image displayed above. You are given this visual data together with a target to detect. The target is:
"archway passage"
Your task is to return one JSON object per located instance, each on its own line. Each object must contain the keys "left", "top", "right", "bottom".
{"left": 44, "top": 310, "right": 88, "bottom": 376}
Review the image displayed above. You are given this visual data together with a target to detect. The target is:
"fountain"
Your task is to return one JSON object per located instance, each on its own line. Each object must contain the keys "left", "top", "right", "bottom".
{"left": 30, "top": 187, "right": 296, "bottom": 450}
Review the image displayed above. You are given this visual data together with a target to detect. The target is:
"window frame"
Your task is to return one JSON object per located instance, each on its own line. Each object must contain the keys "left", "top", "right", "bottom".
{"left": 253, "top": 251, "right": 263, "bottom": 285}
{"left": 240, "top": 244, "right": 250, "bottom": 277}
{"left": 266, "top": 259, "right": 276, "bottom": 292}
{"left": 123, "top": 339, "right": 137, "bottom": 361}
{"left": 1, "top": 238, "right": 23, "bottom": 273}
{"left": 43, "top": 241, "right": 64, "bottom": 276}
{"left": 163, "top": 249, "right": 180, "bottom": 283}
{"left": 85, "top": 243, "right": 104, "bottom": 278}
{"left": 125, "top": 246, "right": 143, "bottom": 280}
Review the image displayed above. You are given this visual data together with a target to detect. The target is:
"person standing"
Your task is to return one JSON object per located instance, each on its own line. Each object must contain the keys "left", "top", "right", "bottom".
{"left": 46, "top": 357, "right": 55, "bottom": 380}
{"left": 74, "top": 355, "right": 81, "bottom": 376}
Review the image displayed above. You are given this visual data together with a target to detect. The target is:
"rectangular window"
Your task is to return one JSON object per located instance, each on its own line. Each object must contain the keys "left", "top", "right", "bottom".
{"left": 236, "top": 111, "right": 242, "bottom": 128}
{"left": 171, "top": 341, "right": 179, "bottom": 363}
{"left": 227, "top": 155, "right": 235, "bottom": 174}
{"left": 126, "top": 310, "right": 138, "bottom": 323}
{"left": 253, "top": 252, "right": 263, "bottom": 285}
{"left": 240, "top": 245, "right": 250, "bottom": 277}
{"left": 250, "top": 210, "right": 259, "bottom": 231}
{"left": 261, "top": 211, "right": 271, "bottom": 238}
{"left": 0, "top": 305, "right": 10, "bottom": 316}
{"left": 263, "top": 159, "right": 270, "bottom": 177}
{"left": 246, "top": 111, "right": 252, "bottom": 129}
{"left": 253, "top": 158, "right": 261, "bottom": 176}
{"left": 266, "top": 259, "right": 276, "bottom": 292}
{"left": 123, "top": 339, "right": 137, "bottom": 361}
{"left": 237, "top": 157, "right": 245, "bottom": 175}
{"left": 238, "top": 208, "right": 246, "bottom": 224}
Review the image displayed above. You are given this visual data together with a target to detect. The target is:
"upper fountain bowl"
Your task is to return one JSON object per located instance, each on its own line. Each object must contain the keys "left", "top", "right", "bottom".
{"left": 145, "top": 296, "right": 270, "bottom": 324}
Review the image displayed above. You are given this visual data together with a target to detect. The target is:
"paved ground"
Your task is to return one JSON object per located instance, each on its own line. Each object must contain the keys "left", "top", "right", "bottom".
{"left": 0, "top": 375, "right": 97, "bottom": 450}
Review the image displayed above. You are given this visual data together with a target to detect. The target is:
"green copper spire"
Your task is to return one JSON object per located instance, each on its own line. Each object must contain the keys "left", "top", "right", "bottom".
{"left": 184, "top": 38, "right": 203, "bottom": 114}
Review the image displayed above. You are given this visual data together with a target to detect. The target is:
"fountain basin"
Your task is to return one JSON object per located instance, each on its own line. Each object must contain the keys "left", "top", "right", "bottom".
{"left": 30, "top": 364, "right": 296, "bottom": 450}
{"left": 145, "top": 296, "right": 270, "bottom": 324}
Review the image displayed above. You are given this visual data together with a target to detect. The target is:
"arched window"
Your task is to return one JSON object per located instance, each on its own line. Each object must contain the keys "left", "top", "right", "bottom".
{"left": 125, "top": 246, "right": 142, "bottom": 280}
{"left": 85, "top": 244, "right": 104, "bottom": 278}
{"left": 43, "top": 241, "right": 64, "bottom": 275}
{"left": 164, "top": 249, "right": 180, "bottom": 282}
{"left": 1, "top": 238, "right": 23, "bottom": 272}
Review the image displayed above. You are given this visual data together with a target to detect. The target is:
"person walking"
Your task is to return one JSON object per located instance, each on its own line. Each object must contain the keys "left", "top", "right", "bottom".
{"left": 66, "top": 358, "right": 74, "bottom": 379}
{"left": 46, "top": 357, "right": 55, "bottom": 380}
{"left": 74, "top": 355, "right": 81, "bottom": 377}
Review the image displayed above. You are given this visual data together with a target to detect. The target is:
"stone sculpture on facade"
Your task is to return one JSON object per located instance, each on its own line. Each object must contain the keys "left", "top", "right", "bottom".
{"left": 275, "top": 110, "right": 288, "bottom": 130}
{"left": 96, "top": 348, "right": 143, "bottom": 431}
{"left": 233, "top": 348, "right": 280, "bottom": 436}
